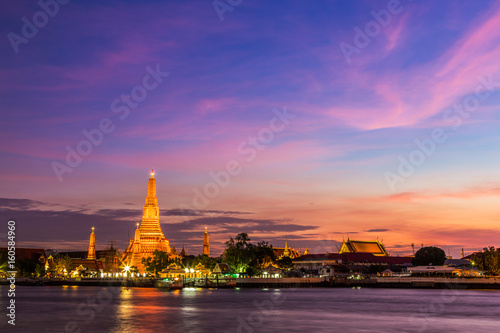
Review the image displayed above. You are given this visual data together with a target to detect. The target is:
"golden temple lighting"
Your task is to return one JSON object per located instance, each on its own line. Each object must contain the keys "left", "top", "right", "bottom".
{"left": 121, "top": 171, "right": 172, "bottom": 272}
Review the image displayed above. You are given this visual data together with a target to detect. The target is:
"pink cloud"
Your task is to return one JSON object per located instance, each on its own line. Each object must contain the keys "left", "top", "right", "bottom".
{"left": 322, "top": 2, "right": 500, "bottom": 130}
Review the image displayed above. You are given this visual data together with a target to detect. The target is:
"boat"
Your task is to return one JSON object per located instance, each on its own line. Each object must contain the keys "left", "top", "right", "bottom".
{"left": 155, "top": 278, "right": 184, "bottom": 290}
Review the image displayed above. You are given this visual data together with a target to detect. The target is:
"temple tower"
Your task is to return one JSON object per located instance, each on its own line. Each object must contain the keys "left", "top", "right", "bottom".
{"left": 283, "top": 236, "right": 290, "bottom": 258}
{"left": 122, "top": 170, "right": 171, "bottom": 271}
{"left": 203, "top": 227, "right": 210, "bottom": 256}
{"left": 87, "top": 227, "right": 96, "bottom": 260}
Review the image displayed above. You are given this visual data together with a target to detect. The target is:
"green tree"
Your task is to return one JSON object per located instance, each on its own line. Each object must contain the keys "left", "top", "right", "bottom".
{"left": 0, "top": 251, "right": 7, "bottom": 275}
{"left": 412, "top": 246, "right": 446, "bottom": 266}
{"left": 197, "top": 254, "right": 219, "bottom": 270}
{"left": 46, "top": 254, "right": 72, "bottom": 277}
{"left": 472, "top": 246, "right": 500, "bottom": 275}
{"left": 35, "top": 263, "right": 46, "bottom": 277}
{"left": 142, "top": 250, "right": 172, "bottom": 277}
{"left": 182, "top": 255, "right": 198, "bottom": 269}
{"left": 250, "top": 241, "right": 275, "bottom": 270}
{"left": 224, "top": 233, "right": 254, "bottom": 273}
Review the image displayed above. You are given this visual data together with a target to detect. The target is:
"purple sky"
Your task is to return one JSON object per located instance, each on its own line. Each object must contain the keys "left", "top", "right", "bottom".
{"left": 2, "top": 0, "right": 500, "bottom": 257}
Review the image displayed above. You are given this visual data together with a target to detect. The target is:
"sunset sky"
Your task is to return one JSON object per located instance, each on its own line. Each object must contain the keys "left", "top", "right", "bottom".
{"left": 2, "top": 0, "right": 500, "bottom": 258}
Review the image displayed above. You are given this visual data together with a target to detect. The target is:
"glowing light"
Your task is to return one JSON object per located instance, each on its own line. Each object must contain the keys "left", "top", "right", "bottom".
{"left": 123, "top": 265, "right": 130, "bottom": 272}
{"left": 150, "top": 169, "right": 155, "bottom": 176}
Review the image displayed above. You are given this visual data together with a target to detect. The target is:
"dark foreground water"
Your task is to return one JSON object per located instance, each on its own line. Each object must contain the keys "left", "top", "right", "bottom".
{"left": 1, "top": 286, "right": 499, "bottom": 332}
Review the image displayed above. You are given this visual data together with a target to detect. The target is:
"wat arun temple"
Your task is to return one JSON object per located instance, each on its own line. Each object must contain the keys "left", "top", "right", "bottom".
{"left": 121, "top": 170, "right": 172, "bottom": 271}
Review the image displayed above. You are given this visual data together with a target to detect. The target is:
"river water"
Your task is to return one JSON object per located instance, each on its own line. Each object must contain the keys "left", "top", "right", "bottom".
{"left": 1, "top": 286, "right": 499, "bottom": 332}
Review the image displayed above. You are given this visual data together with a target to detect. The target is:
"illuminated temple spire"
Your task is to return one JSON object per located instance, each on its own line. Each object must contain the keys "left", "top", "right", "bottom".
{"left": 122, "top": 170, "right": 171, "bottom": 271}
{"left": 134, "top": 223, "right": 141, "bottom": 251}
{"left": 283, "top": 236, "right": 290, "bottom": 257}
{"left": 87, "top": 227, "right": 96, "bottom": 260}
{"left": 140, "top": 169, "right": 165, "bottom": 241}
{"left": 203, "top": 227, "right": 210, "bottom": 257}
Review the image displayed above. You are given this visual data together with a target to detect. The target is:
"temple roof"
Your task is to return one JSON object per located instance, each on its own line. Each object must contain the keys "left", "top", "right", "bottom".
{"left": 71, "top": 259, "right": 103, "bottom": 271}
{"left": 273, "top": 247, "right": 300, "bottom": 259}
{"left": 292, "top": 252, "right": 412, "bottom": 265}
{"left": 339, "top": 239, "right": 389, "bottom": 256}
{"left": 0, "top": 247, "right": 46, "bottom": 263}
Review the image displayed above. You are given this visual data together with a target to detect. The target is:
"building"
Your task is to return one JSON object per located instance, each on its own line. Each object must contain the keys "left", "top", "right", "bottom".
{"left": 71, "top": 259, "right": 104, "bottom": 277}
{"left": 180, "top": 245, "right": 187, "bottom": 257}
{"left": 98, "top": 245, "right": 121, "bottom": 273}
{"left": 213, "top": 263, "right": 232, "bottom": 275}
{"left": 57, "top": 246, "right": 121, "bottom": 273}
{"left": 171, "top": 244, "right": 178, "bottom": 256}
{"left": 292, "top": 252, "right": 412, "bottom": 275}
{"left": 159, "top": 263, "right": 188, "bottom": 279}
{"left": 0, "top": 248, "right": 47, "bottom": 277}
{"left": 292, "top": 253, "right": 343, "bottom": 271}
{"left": 122, "top": 170, "right": 172, "bottom": 271}
{"left": 203, "top": 227, "right": 210, "bottom": 256}
{"left": 273, "top": 239, "right": 300, "bottom": 259}
{"left": 319, "top": 264, "right": 336, "bottom": 277}
{"left": 260, "top": 264, "right": 283, "bottom": 278}
{"left": 158, "top": 262, "right": 210, "bottom": 279}
{"left": 339, "top": 238, "right": 389, "bottom": 256}
{"left": 87, "top": 227, "right": 96, "bottom": 260}
{"left": 407, "top": 266, "right": 459, "bottom": 276}
{"left": 0, "top": 247, "right": 47, "bottom": 264}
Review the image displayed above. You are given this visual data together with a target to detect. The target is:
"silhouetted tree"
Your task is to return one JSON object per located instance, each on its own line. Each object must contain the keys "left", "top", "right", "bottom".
{"left": 412, "top": 246, "right": 446, "bottom": 266}
{"left": 224, "top": 233, "right": 254, "bottom": 273}
{"left": 16, "top": 258, "right": 38, "bottom": 277}
{"left": 142, "top": 250, "right": 172, "bottom": 277}
{"left": 182, "top": 255, "right": 198, "bottom": 268}
{"left": 472, "top": 246, "right": 500, "bottom": 275}
{"left": 250, "top": 241, "right": 275, "bottom": 270}
{"left": 275, "top": 257, "right": 294, "bottom": 271}
{"left": 224, "top": 234, "right": 281, "bottom": 274}
{"left": 197, "top": 254, "right": 219, "bottom": 270}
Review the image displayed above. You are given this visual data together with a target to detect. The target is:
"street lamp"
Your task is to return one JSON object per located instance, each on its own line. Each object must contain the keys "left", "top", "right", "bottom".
{"left": 123, "top": 265, "right": 131, "bottom": 278}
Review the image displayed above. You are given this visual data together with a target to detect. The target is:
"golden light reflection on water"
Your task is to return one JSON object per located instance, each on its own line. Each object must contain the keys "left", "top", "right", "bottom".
{"left": 112, "top": 287, "right": 206, "bottom": 333}
{"left": 113, "top": 287, "right": 135, "bottom": 333}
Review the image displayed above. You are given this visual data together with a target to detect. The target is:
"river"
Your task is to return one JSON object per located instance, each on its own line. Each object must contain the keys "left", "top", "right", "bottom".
{"left": 1, "top": 286, "right": 499, "bottom": 332}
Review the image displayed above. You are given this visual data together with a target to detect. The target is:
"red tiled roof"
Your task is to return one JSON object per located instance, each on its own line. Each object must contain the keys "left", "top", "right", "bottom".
{"left": 0, "top": 247, "right": 46, "bottom": 262}
{"left": 72, "top": 259, "right": 103, "bottom": 271}
{"left": 273, "top": 247, "right": 301, "bottom": 259}
{"left": 292, "top": 252, "right": 412, "bottom": 265}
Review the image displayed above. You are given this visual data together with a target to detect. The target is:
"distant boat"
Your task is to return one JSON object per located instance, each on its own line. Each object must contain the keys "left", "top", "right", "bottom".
{"left": 155, "top": 278, "right": 183, "bottom": 290}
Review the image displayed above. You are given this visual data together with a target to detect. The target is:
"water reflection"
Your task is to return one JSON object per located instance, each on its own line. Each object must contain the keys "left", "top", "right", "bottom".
{"left": 9, "top": 286, "right": 500, "bottom": 332}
